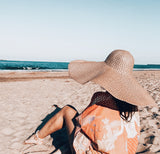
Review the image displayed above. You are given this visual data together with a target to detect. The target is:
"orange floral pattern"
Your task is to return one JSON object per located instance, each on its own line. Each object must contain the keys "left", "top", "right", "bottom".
{"left": 73, "top": 104, "right": 140, "bottom": 154}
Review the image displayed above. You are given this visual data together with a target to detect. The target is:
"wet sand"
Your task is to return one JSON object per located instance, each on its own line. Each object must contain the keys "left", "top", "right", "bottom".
{"left": 0, "top": 70, "right": 159, "bottom": 154}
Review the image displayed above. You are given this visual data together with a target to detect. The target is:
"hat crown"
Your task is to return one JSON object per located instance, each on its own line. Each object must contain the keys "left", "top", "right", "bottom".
{"left": 105, "top": 50, "right": 134, "bottom": 74}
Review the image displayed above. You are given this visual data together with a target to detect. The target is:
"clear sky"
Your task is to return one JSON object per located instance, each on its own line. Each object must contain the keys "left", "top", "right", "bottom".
{"left": 0, "top": 0, "right": 160, "bottom": 64}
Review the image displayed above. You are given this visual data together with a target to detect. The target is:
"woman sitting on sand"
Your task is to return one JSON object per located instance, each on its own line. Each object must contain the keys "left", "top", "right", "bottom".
{"left": 24, "top": 50, "right": 156, "bottom": 154}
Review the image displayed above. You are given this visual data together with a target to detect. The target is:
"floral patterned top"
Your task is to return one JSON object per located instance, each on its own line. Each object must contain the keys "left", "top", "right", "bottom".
{"left": 73, "top": 92, "right": 140, "bottom": 154}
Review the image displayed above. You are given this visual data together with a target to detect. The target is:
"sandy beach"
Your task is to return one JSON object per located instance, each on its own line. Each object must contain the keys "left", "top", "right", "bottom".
{"left": 0, "top": 70, "right": 160, "bottom": 154}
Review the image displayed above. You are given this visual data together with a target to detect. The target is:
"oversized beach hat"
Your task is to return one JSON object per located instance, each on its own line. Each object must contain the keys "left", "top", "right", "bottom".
{"left": 69, "top": 50, "right": 156, "bottom": 107}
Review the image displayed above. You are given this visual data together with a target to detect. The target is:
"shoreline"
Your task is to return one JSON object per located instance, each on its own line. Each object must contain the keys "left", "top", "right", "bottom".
{"left": 0, "top": 71, "right": 69, "bottom": 82}
{"left": 0, "top": 70, "right": 160, "bottom": 82}
{"left": 0, "top": 69, "right": 160, "bottom": 75}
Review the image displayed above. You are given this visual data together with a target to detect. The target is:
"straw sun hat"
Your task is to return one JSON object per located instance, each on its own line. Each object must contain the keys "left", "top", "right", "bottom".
{"left": 69, "top": 49, "right": 156, "bottom": 107}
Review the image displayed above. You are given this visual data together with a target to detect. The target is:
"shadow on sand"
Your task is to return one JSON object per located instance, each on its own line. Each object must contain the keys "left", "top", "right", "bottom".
{"left": 35, "top": 104, "right": 72, "bottom": 154}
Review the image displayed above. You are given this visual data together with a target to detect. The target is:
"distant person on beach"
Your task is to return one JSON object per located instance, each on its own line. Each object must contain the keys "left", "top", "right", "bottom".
{"left": 24, "top": 50, "right": 156, "bottom": 153}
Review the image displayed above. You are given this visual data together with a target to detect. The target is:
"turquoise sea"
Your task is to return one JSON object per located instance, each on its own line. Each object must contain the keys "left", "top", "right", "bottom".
{"left": 0, "top": 60, "right": 160, "bottom": 71}
{"left": 0, "top": 60, "right": 68, "bottom": 71}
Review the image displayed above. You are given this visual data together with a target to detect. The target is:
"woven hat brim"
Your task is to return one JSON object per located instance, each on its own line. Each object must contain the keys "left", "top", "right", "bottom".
{"left": 69, "top": 60, "right": 156, "bottom": 107}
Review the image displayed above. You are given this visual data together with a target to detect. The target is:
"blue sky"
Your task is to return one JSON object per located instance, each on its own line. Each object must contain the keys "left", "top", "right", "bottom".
{"left": 0, "top": 0, "right": 160, "bottom": 64}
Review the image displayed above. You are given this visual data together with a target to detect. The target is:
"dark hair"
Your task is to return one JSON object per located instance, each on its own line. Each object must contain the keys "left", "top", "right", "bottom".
{"left": 113, "top": 97, "right": 138, "bottom": 122}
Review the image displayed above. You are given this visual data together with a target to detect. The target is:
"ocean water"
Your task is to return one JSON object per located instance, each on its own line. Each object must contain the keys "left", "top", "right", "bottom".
{"left": 0, "top": 60, "right": 160, "bottom": 71}
{"left": 134, "top": 64, "right": 160, "bottom": 70}
{"left": 0, "top": 60, "right": 69, "bottom": 71}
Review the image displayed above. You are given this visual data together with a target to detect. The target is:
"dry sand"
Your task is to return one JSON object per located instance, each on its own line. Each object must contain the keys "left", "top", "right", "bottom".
{"left": 0, "top": 70, "right": 160, "bottom": 154}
